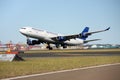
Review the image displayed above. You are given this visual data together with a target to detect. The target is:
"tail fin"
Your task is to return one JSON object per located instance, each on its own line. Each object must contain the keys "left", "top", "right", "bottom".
{"left": 82, "top": 27, "right": 89, "bottom": 33}
{"left": 81, "top": 27, "right": 89, "bottom": 40}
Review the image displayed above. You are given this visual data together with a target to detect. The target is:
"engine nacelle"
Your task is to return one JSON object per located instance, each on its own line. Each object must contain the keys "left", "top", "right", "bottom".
{"left": 56, "top": 36, "right": 66, "bottom": 41}
{"left": 27, "top": 39, "right": 32, "bottom": 45}
{"left": 27, "top": 39, "right": 40, "bottom": 45}
{"left": 61, "top": 44, "right": 67, "bottom": 48}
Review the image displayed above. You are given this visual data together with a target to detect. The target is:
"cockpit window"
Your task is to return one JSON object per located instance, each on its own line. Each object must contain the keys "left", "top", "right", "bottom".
{"left": 32, "top": 28, "right": 44, "bottom": 32}
{"left": 21, "top": 28, "right": 26, "bottom": 29}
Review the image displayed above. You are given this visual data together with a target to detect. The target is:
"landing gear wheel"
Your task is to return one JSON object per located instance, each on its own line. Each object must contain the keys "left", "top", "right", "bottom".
{"left": 61, "top": 44, "right": 67, "bottom": 48}
{"left": 46, "top": 44, "right": 53, "bottom": 50}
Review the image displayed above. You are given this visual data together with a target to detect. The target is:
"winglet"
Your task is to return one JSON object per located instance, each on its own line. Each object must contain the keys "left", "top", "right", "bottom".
{"left": 105, "top": 27, "right": 110, "bottom": 31}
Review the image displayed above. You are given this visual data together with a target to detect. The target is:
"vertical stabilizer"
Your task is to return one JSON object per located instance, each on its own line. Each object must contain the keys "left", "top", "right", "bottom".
{"left": 81, "top": 27, "right": 89, "bottom": 40}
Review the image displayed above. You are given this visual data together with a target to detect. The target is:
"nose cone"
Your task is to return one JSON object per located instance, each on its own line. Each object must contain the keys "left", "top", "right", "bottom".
{"left": 19, "top": 29, "right": 24, "bottom": 34}
{"left": 19, "top": 29, "right": 22, "bottom": 32}
{"left": 19, "top": 28, "right": 27, "bottom": 35}
{"left": 19, "top": 27, "right": 31, "bottom": 36}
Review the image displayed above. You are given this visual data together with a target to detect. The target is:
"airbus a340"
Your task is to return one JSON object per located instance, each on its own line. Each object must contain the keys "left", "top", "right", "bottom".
{"left": 19, "top": 27, "right": 110, "bottom": 50}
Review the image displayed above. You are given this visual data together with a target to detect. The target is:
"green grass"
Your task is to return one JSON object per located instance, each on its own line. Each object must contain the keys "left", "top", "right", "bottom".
{"left": 0, "top": 56, "right": 120, "bottom": 79}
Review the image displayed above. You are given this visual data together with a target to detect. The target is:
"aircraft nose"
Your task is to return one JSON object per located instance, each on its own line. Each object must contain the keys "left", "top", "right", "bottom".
{"left": 19, "top": 28, "right": 26, "bottom": 34}
{"left": 19, "top": 29, "right": 23, "bottom": 33}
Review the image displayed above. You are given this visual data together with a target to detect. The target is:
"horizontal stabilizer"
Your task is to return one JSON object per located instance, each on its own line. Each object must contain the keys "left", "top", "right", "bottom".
{"left": 84, "top": 39, "right": 101, "bottom": 43}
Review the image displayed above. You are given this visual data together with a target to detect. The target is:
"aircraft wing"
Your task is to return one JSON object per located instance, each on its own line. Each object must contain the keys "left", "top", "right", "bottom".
{"left": 51, "top": 27, "right": 110, "bottom": 41}
{"left": 51, "top": 34, "right": 80, "bottom": 41}
{"left": 85, "top": 27, "right": 110, "bottom": 35}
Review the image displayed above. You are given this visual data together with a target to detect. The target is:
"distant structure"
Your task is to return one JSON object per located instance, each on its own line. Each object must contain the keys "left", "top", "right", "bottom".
{"left": 0, "top": 41, "right": 28, "bottom": 51}
{"left": 88, "top": 44, "right": 120, "bottom": 49}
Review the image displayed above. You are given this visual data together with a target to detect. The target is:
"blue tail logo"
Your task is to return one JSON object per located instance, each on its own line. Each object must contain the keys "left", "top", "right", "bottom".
{"left": 81, "top": 27, "right": 89, "bottom": 40}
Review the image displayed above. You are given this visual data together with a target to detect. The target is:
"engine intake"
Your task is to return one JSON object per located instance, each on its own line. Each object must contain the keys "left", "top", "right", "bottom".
{"left": 27, "top": 39, "right": 40, "bottom": 45}
{"left": 56, "top": 36, "right": 66, "bottom": 41}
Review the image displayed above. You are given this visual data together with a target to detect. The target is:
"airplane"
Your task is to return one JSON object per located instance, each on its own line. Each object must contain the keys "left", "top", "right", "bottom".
{"left": 19, "top": 27, "right": 110, "bottom": 50}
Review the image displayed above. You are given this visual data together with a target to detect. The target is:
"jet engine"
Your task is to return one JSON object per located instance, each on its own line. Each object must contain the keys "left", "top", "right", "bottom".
{"left": 27, "top": 39, "right": 40, "bottom": 45}
{"left": 56, "top": 36, "right": 66, "bottom": 41}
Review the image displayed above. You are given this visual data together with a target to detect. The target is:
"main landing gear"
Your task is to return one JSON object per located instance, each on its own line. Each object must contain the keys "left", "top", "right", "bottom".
{"left": 46, "top": 44, "right": 53, "bottom": 50}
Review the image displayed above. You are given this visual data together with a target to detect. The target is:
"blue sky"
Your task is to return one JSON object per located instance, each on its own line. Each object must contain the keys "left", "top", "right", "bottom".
{"left": 0, "top": 0, "right": 120, "bottom": 44}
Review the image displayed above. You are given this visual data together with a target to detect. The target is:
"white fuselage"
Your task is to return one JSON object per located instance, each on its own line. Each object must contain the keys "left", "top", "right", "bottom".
{"left": 19, "top": 27, "right": 84, "bottom": 45}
